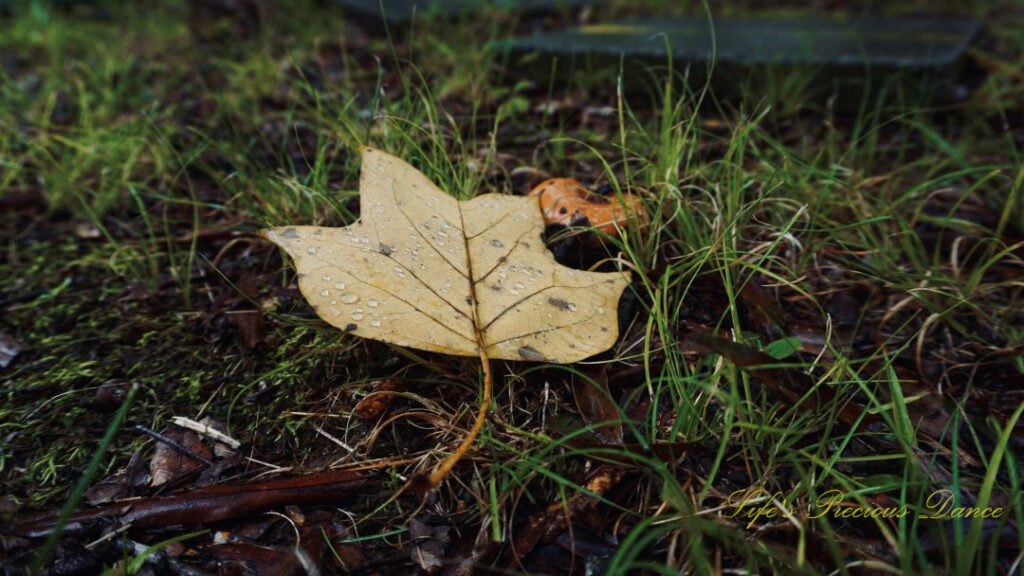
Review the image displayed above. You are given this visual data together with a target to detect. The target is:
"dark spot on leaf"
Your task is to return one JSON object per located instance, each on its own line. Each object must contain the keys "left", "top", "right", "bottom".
{"left": 569, "top": 215, "right": 590, "bottom": 227}
{"left": 497, "top": 256, "right": 507, "bottom": 263}
{"left": 490, "top": 239, "right": 504, "bottom": 248}
{"left": 465, "top": 297, "right": 474, "bottom": 305}
{"left": 548, "top": 298, "right": 574, "bottom": 311}
{"left": 490, "top": 284, "right": 502, "bottom": 291}
{"left": 522, "top": 242, "right": 531, "bottom": 248}
{"left": 601, "top": 327, "right": 608, "bottom": 332}
{"left": 379, "top": 242, "right": 396, "bottom": 256}
{"left": 517, "top": 346, "right": 546, "bottom": 362}
{"left": 345, "top": 323, "right": 357, "bottom": 332}
{"left": 281, "top": 228, "right": 299, "bottom": 239}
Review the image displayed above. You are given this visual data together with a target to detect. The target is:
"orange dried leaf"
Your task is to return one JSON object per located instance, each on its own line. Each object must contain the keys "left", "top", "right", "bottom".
{"left": 528, "top": 178, "right": 644, "bottom": 238}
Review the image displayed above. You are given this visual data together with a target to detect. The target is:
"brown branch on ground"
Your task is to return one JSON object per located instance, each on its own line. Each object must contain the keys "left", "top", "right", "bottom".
{"left": 16, "top": 468, "right": 368, "bottom": 538}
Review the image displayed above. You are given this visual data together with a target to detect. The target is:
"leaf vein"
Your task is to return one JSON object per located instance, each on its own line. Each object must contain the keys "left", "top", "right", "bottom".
{"left": 473, "top": 226, "right": 537, "bottom": 286}
{"left": 482, "top": 282, "right": 603, "bottom": 332}
{"left": 393, "top": 193, "right": 469, "bottom": 282}
{"left": 487, "top": 311, "right": 601, "bottom": 347}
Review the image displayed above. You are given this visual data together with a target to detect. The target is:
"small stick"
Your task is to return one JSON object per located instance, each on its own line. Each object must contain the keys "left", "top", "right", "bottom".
{"left": 135, "top": 425, "right": 215, "bottom": 467}
{"left": 171, "top": 416, "right": 241, "bottom": 450}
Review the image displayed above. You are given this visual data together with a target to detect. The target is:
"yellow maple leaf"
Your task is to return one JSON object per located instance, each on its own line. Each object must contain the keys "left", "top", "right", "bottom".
{"left": 263, "top": 147, "right": 629, "bottom": 486}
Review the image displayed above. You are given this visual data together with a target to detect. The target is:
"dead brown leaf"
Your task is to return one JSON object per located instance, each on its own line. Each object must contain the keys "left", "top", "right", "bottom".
{"left": 149, "top": 430, "right": 212, "bottom": 487}
{"left": 353, "top": 378, "right": 406, "bottom": 419}
{"left": 569, "top": 364, "right": 622, "bottom": 445}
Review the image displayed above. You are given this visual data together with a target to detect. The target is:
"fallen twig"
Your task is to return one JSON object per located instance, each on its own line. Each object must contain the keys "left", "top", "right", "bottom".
{"left": 17, "top": 468, "right": 368, "bottom": 538}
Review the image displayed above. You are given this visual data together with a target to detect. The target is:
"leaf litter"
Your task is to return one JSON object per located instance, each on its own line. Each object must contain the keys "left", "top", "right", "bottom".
{"left": 263, "top": 146, "right": 630, "bottom": 487}
{"left": 263, "top": 147, "right": 630, "bottom": 364}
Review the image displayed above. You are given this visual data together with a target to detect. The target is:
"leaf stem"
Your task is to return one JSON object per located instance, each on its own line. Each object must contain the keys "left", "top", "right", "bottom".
{"left": 427, "top": 346, "right": 491, "bottom": 487}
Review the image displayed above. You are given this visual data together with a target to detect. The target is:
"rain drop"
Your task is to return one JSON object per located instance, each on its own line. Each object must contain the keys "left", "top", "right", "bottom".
{"left": 370, "top": 320, "right": 381, "bottom": 327}
{"left": 320, "top": 289, "right": 329, "bottom": 296}
{"left": 341, "top": 293, "right": 359, "bottom": 304}
{"left": 334, "top": 282, "right": 346, "bottom": 290}
{"left": 368, "top": 299, "right": 379, "bottom": 307}
{"left": 306, "top": 247, "right": 317, "bottom": 255}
